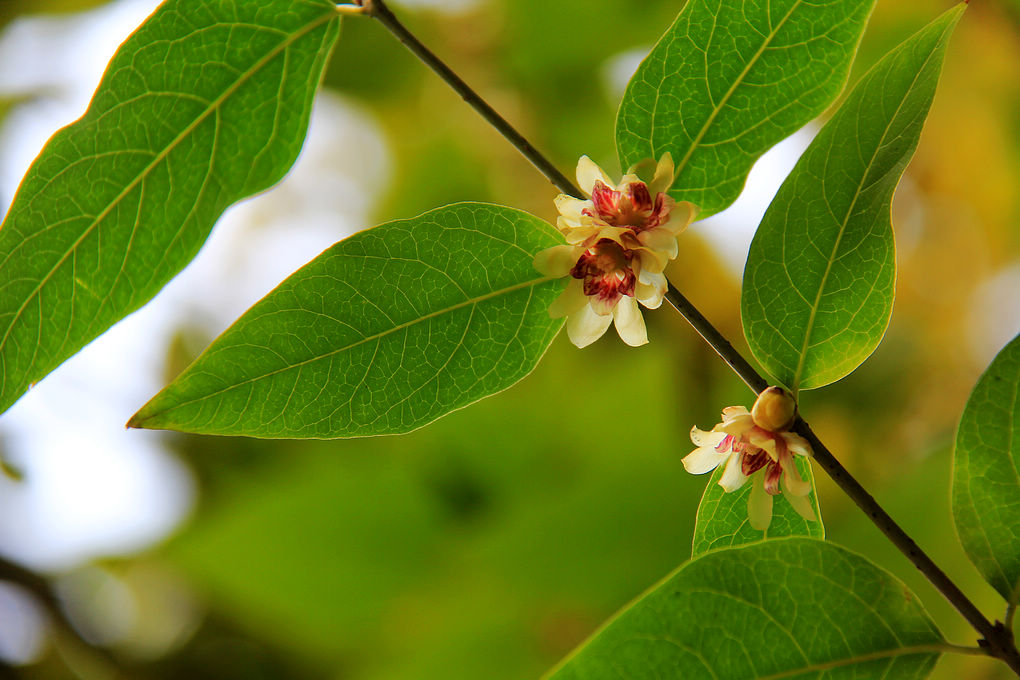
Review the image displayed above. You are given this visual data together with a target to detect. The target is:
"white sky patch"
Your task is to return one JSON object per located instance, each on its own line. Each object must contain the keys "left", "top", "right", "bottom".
{"left": 602, "top": 47, "right": 648, "bottom": 102}
{"left": 693, "top": 126, "right": 816, "bottom": 276}
{"left": 0, "top": 0, "right": 390, "bottom": 575}
{"left": 967, "top": 262, "right": 1020, "bottom": 368}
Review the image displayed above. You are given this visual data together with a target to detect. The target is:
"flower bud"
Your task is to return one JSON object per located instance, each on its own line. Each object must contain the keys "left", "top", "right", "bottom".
{"left": 750, "top": 386, "right": 797, "bottom": 432}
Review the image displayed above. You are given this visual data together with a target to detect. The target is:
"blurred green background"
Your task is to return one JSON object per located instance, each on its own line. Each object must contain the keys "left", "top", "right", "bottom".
{"left": 1, "top": 0, "right": 1019, "bottom": 678}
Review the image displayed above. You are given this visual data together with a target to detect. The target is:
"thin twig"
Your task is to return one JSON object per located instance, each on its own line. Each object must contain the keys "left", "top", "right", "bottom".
{"left": 356, "top": 1, "right": 1020, "bottom": 673}
{"left": 663, "top": 282, "right": 768, "bottom": 393}
{"left": 793, "top": 421, "right": 1020, "bottom": 673}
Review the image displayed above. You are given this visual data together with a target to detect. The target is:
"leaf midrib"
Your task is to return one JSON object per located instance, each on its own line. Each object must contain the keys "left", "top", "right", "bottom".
{"left": 669, "top": 0, "right": 803, "bottom": 179}
{"left": 791, "top": 47, "right": 937, "bottom": 390}
{"left": 130, "top": 273, "right": 556, "bottom": 424}
{"left": 756, "top": 643, "right": 943, "bottom": 680}
{"left": 0, "top": 10, "right": 336, "bottom": 365}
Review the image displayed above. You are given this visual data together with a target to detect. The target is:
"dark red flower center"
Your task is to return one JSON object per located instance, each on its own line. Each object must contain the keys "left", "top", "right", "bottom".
{"left": 723, "top": 428, "right": 792, "bottom": 497}
{"left": 569, "top": 238, "right": 636, "bottom": 305}
{"left": 585, "top": 180, "right": 670, "bottom": 230}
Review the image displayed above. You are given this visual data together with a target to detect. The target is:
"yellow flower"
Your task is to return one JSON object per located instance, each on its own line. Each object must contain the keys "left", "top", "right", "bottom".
{"left": 534, "top": 154, "right": 698, "bottom": 348}
{"left": 682, "top": 387, "right": 815, "bottom": 530}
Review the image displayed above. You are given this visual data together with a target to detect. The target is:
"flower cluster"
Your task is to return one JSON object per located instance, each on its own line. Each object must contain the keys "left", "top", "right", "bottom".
{"left": 534, "top": 154, "right": 697, "bottom": 347}
{"left": 682, "top": 387, "right": 815, "bottom": 530}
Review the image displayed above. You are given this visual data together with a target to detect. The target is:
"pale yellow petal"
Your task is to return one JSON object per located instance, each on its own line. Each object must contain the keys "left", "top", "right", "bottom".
{"left": 638, "top": 228, "right": 679, "bottom": 260}
{"left": 636, "top": 249, "right": 668, "bottom": 276}
{"left": 576, "top": 155, "right": 613, "bottom": 196}
{"left": 565, "top": 225, "right": 600, "bottom": 245}
{"left": 533, "top": 244, "right": 580, "bottom": 277}
{"left": 748, "top": 475, "right": 774, "bottom": 530}
{"left": 556, "top": 217, "right": 582, "bottom": 233}
{"left": 547, "top": 278, "right": 587, "bottom": 318}
{"left": 718, "top": 452, "right": 748, "bottom": 492}
{"left": 554, "top": 194, "right": 590, "bottom": 222}
{"left": 719, "top": 412, "right": 754, "bottom": 436}
{"left": 566, "top": 303, "right": 613, "bottom": 348}
{"left": 635, "top": 279, "right": 665, "bottom": 309}
{"left": 721, "top": 406, "right": 751, "bottom": 419}
{"left": 588, "top": 293, "right": 618, "bottom": 316}
{"left": 783, "top": 432, "right": 813, "bottom": 458}
{"left": 648, "top": 152, "right": 675, "bottom": 196}
{"left": 786, "top": 490, "right": 817, "bottom": 523}
{"left": 592, "top": 225, "right": 632, "bottom": 245}
{"left": 613, "top": 296, "right": 648, "bottom": 346}
{"left": 662, "top": 200, "right": 698, "bottom": 235}
{"left": 682, "top": 446, "right": 730, "bottom": 475}
{"left": 690, "top": 426, "right": 726, "bottom": 448}
{"left": 758, "top": 437, "right": 780, "bottom": 461}
{"left": 637, "top": 267, "right": 666, "bottom": 287}
{"left": 779, "top": 451, "right": 812, "bottom": 497}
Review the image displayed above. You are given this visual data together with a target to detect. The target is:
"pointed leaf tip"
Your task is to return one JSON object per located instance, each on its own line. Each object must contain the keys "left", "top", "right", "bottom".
{"left": 130, "top": 203, "right": 565, "bottom": 439}
{"left": 742, "top": 5, "right": 963, "bottom": 390}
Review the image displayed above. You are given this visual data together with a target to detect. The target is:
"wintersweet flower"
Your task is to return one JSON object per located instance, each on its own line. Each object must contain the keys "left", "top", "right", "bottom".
{"left": 682, "top": 387, "right": 816, "bottom": 530}
{"left": 534, "top": 154, "right": 698, "bottom": 348}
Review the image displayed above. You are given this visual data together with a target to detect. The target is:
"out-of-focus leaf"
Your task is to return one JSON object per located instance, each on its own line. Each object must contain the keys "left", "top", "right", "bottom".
{"left": 742, "top": 5, "right": 964, "bottom": 392}
{"left": 165, "top": 331, "right": 702, "bottom": 668}
{"left": 0, "top": 0, "right": 340, "bottom": 415}
{"left": 692, "top": 455, "right": 822, "bottom": 557}
{"left": 953, "top": 333, "right": 1020, "bottom": 603}
{"left": 129, "top": 203, "right": 564, "bottom": 438}
{"left": 616, "top": 0, "right": 875, "bottom": 217}
{"left": 547, "top": 538, "right": 943, "bottom": 680}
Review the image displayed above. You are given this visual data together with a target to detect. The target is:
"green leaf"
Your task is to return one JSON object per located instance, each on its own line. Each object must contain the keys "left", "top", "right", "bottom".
{"left": 129, "top": 203, "right": 564, "bottom": 438}
{"left": 0, "top": 0, "right": 341, "bottom": 415}
{"left": 547, "top": 538, "right": 944, "bottom": 680}
{"left": 616, "top": 0, "right": 876, "bottom": 218}
{"left": 741, "top": 5, "right": 964, "bottom": 392}
{"left": 953, "top": 333, "right": 1020, "bottom": 604}
{"left": 692, "top": 456, "right": 823, "bottom": 557}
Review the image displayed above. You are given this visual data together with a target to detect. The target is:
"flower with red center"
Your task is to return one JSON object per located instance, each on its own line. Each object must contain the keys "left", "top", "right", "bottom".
{"left": 534, "top": 154, "right": 698, "bottom": 347}
{"left": 682, "top": 387, "right": 816, "bottom": 530}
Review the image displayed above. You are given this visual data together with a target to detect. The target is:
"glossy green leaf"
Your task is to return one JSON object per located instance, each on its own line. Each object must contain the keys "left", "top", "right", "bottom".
{"left": 129, "top": 203, "right": 564, "bottom": 438}
{"left": 616, "top": 0, "right": 875, "bottom": 218}
{"left": 692, "top": 456, "right": 822, "bottom": 557}
{"left": 547, "top": 538, "right": 944, "bottom": 680}
{"left": 953, "top": 333, "right": 1020, "bottom": 603}
{"left": 0, "top": 0, "right": 341, "bottom": 415}
{"left": 742, "top": 5, "right": 964, "bottom": 392}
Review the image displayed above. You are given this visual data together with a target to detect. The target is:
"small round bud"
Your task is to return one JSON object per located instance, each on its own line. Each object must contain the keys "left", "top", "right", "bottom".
{"left": 750, "top": 386, "right": 797, "bottom": 432}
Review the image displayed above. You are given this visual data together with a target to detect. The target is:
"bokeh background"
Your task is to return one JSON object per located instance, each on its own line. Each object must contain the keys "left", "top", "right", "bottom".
{"left": 0, "top": 0, "right": 1018, "bottom": 678}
